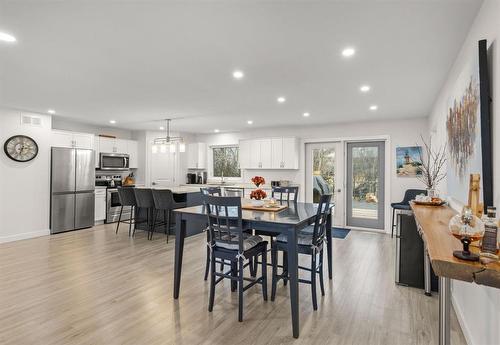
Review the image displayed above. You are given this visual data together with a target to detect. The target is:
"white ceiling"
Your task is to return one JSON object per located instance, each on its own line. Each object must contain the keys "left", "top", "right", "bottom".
{"left": 0, "top": 0, "right": 482, "bottom": 133}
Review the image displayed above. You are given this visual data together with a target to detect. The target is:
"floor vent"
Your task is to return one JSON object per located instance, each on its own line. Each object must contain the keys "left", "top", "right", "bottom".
{"left": 20, "top": 114, "right": 42, "bottom": 127}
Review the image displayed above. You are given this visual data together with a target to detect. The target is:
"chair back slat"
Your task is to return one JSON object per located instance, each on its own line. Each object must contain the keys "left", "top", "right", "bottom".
{"left": 272, "top": 186, "right": 299, "bottom": 203}
{"left": 201, "top": 187, "right": 222, "bottom": 196}
{"left": 311, "top": 193, "right": 333, "bottom": 247}
{"left": 202, "top": 195, "right": 244, "bottom": 252}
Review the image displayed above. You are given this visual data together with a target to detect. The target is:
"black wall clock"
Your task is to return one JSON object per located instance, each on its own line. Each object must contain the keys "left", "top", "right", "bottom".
{"left": 3, "top": 135, "right": 39, "bottom": 162}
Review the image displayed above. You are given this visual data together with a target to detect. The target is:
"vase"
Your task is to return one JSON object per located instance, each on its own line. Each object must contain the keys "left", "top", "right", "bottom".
{"left": 426, "top": 188, "right": 436, "bottom": 198}
{"left": 251, "top": 199, "right": 265, "bottom": 207}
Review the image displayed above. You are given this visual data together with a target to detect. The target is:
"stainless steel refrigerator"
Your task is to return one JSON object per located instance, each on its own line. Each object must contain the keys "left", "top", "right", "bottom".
{"left": 50, "top": 147, "right": 95, "bottom": 234}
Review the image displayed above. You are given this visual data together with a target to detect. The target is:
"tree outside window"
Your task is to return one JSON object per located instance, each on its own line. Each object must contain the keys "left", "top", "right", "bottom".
{"left": 213, "top": 146, "right": 240, "bottom": 177}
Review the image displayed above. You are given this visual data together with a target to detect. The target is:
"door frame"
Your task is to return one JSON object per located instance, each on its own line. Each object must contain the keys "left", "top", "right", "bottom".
{"left": 300, "top": 135, "right": 391, "bottom": 233}
{"left": 345, "top": 140, "right": 386, "bottom": 230}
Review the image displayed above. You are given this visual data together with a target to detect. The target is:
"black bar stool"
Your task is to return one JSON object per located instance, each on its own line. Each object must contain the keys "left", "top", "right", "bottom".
{"left": 116, "top": 187, "right": 137, "bottom": 236}
{"left": 152, "top": 189, "right": 187, "bottom": 243}
{"left": 133, "top": 188, "right": 156, "bottom": 240}
{"left": 391, "top": 189, "right": 426, "bottom": 237}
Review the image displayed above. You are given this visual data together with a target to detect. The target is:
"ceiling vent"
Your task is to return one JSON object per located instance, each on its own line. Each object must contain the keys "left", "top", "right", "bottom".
{"left": 20, "top": 114, "right": 42, "bottom": 127}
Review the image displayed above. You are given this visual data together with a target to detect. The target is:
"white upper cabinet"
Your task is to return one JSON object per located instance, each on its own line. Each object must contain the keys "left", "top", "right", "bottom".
{"left": 187, "top": 143, "right": 207, "bottom": 169}
{"left": 239, "top": 137, "right": 299, "bottom": 170}
{"left": 51, "top": 130, "right": 94, "bottom": 150}
{"left": 98, "top": 137, "right": 130, "bottom": 154}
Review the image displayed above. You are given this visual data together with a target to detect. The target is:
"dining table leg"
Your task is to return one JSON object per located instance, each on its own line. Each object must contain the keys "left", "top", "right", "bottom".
{"left": 287, "top": 227, "right": 300, "bottom": 338}
{"left": 173, "top": 213, "right": 186, "bottom": 299}
{"left": 326, "top": 209, "right": 333, "bottom": 279}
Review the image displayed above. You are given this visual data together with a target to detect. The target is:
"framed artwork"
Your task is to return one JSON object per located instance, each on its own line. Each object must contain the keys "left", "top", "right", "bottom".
{"left": 446, "top": 39, "right": 492, "bottom": 208}
{"left": 396, "top": 146, "right": 422, "bottom": 177}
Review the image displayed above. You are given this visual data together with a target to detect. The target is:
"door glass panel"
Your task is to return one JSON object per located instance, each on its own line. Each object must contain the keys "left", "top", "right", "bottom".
{"left": 351, "top": 146, "right": 379, "bottom": 220}
{"left": 312, "top": 148, "right": 335, "bottom": 203}
{"left": 346, "top": 141, "right": 385, "bottom": 230}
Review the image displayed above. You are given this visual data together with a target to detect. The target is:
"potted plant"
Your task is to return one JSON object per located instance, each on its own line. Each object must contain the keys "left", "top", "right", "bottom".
{"left": 417, "top": 135, "right": 447, "bottom": 197}
{"left": 250, "top": 176, "right": 267, "bottom": 206}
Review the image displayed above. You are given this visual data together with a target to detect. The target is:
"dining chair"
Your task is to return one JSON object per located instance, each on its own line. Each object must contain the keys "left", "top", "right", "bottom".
{"left": 224, "top": 187, "right": 244, "bottom": 197}
{"left": 252, "top": 186, "right": 300, "bottom": 277}
{"left": 115, "top": 187, "right": 136, "bottom": 236}
{"left": 152, "top": 189, "right": 187, "bottom": 243}
{"left": 391, "top": 189, "right": 426, "bottom": 237}
{"left": 203, "top": 194, "right": 268, "bottom": 321}
{"left": 133, "top": 188, "right": 156, "bottom": 240}
{"left": 271, "top": 193, "right": 332, "bottom": 310}
{"left": 201, "top": 187, "right": 223, "bottom": 280}
{"left": 271, "top": 186, "right": 299, "bottom": 203}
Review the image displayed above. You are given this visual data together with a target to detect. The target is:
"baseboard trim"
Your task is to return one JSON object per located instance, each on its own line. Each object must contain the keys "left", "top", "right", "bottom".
{"left": 451, "top": 286, "right": 473, "bottom": 345}
{"left": 0, "top": 229, "right": 50, "bottom": 243}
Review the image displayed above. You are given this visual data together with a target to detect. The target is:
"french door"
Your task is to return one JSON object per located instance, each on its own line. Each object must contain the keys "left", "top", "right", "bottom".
{"left": 305, "top": 142, "right": 343, "bottom": 226}
{"left": 346, "top": 141, "right": 385, "bottom": 230}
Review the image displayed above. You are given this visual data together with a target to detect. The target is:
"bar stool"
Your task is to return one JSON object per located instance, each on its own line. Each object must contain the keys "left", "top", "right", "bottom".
{"left": 391, "top": 189, "right": 426, "bottom": 238}
{"left": 133, "top": 188, "right": 156, "bottom": 240}
{"left": 152, "top": 189, "right": 187, "bottom": 243}
{"left": 116, "top": 187, "right": 137, "bottom": 236}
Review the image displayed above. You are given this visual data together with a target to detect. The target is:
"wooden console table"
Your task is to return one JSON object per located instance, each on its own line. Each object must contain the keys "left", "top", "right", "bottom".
{"left": 411, "top": 203, "right": 500, "bottom": 345}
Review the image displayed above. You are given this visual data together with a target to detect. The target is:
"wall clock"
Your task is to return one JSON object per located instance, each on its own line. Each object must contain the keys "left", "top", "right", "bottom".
{"left": 3, "top": 135, "right": 39, "bottom": 162}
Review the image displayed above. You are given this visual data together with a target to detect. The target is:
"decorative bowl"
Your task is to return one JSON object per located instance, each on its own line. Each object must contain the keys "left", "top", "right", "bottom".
{"left": 251, "top": 199, "right": 265, "bottom": 207}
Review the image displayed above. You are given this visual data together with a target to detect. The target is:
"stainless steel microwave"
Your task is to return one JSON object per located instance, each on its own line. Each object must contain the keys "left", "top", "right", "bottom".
{"left": 99, "top": 153, "right": 129, "bottom": 170}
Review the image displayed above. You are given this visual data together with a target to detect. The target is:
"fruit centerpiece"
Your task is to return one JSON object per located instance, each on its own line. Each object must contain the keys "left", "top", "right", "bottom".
{"left": 250, "top": 176, "right": 267, "bottom": 206}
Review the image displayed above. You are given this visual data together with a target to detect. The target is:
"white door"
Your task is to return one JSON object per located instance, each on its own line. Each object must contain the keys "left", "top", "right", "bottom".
{"left": 249, "top": 140, "right": 260, "bottom": 169}
{"left": 99, "top": 137, "right": 115, "bottom": 153}
{"left": 150, "top": 146, "right": 176, "bottom": 187}
{"left": 239, "top": 140, "right": 251, "bottom": 169}
{"left": 305, "top": 142, "right": 344, "bottom": 226}
{"left": 73, "top": 133, "right": 94, "bottom": 149}
{"left": 282, "top": 137, "right": 298, "bottom": 169}
{"left": 51, "top": 131, "right": 74, "bottom": 148}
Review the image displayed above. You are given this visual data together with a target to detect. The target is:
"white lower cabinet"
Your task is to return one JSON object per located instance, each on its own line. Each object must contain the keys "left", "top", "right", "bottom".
{"left": 95, "top": 189, "right": 106, "bottom": 222}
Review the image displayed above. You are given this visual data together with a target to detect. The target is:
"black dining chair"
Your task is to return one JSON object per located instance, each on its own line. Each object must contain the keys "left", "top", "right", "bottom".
{"left": 251, "top": 186, "right": 300, "bottom": 277}
{"left": 203, "top": 194, "right": 268, "bottom": 322}
{"left": 271, "top": 193, "right": 332, "bottom": 311}
{"left": 152, "top": 189, "right": 187, "bottom": 243}
{"left": 133, "top": 188, "right": 156, "bottom": 240}
{"left": 391, "top": 189, "right": 427, "bottom": 237}
{"left": 201, "top": 187, "right": 223, "bottom": 280}
{"left": 271, "top": 186, "right": 299, "bottom": 203}
{"left": 224, "top": 187, "right": 244, "bottom": 197}
{"left": 115, "top": 187, "right": 137, "bottom": 236}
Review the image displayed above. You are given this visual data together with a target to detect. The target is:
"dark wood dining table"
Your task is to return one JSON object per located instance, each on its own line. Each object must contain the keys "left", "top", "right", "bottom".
{"left": 173, "top": 200, "right": 334, "bottom": 339}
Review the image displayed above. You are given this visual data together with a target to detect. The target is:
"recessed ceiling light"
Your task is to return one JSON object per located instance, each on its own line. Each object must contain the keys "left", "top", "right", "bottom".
{"left": 247, "top": 120, "right": 253, "bottom": 125}
{"left": 214, "top": 129, "right": 220, "bottom": 133}
{"left": 369, "top": 105, "right": 378, "bottom": 111}
{"left": 109, "top": 120, "right": 116, "bottom": 124}
{"left": 277, "top": 97, "right": 286, "bottom": 103}
{"left": 232, "top": 70, "right": 244, "bottom": 79}
{"left": 159, "top": 126, "right": 165, "bottom": 130}
{"left": 0, "top": 32, "right": 16, "bottom": 43}
{"left": 360, "top": 85, "right": 371, "bottom": 93}
{"left": 341, "top": 47, "right": 355, "bottom": 57}
{"left": 47, "top": 109, "right": 56, "bottom": 114}
{"left": 303, "top": 112, "right": 310, "bottom": 117}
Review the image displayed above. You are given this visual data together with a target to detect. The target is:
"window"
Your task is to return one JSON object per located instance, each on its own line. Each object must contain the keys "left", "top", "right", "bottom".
{"left": 212, "top": 146, "right": 240, "bottom": 178}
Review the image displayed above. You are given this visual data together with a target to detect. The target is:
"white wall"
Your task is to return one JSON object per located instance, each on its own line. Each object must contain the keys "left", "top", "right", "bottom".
{"left": 427, "top": 1, "right": 500, "bottom": 344}
{"left": 0, "top": 109, "right": 52, "bottom": 242}
{"left": 196, "top": 116, "right": 428, "bottom": 231}
{"left": 52, "top": 116, "right": 133, "bottom": 139}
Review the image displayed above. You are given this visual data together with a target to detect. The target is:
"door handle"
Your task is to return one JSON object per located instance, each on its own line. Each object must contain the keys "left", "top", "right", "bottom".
{"left": 337, "top": 189, "right": 342, "bottom": 193}
{"left": 152, "top": 182, "right": 157, "bottom": 186}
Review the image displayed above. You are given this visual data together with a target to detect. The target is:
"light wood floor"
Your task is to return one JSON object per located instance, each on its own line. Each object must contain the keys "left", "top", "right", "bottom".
{"left": 0, "top": 224, "right": 466, "bottom": 345}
